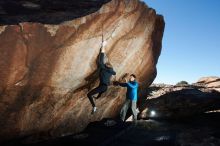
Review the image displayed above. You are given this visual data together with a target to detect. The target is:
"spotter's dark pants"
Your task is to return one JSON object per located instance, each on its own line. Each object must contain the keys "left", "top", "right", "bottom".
{"left": 87, "top": 84, "right": 108, "bottom": 107}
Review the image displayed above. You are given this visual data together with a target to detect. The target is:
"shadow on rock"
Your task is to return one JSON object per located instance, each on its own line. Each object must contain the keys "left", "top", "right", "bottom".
{"left": 0, "top": 0, "right": 111, "bottom": 25}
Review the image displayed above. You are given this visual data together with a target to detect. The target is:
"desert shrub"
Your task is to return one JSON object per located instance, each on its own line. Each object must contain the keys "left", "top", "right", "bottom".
{"left": 176, "top": 81, "right": 189, "bottom": 86}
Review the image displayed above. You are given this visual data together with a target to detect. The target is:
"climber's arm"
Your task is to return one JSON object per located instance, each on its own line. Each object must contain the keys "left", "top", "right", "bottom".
{"left": 118, "top": 82, "right": 128, "bottom": 87}
{"left": 99, "top": 47, "right": 105, "bottom": 68}
{"left": 101, "top": 46, "right": 105, "bottom": 53}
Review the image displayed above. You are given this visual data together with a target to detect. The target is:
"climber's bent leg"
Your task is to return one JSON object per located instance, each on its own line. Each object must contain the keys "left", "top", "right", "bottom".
{"left": 95, "top": 84, "right": 108, "bottom": 99}
{"left": 87, "top": 87, "right": 100, "bottom": 107}
{"left": 87, "top": 84, "right": 108, "bottom": 107}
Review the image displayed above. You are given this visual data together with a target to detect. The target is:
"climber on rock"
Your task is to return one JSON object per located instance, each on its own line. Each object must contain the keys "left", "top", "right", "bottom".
{"left": 113, "top": 74, "right": 139, "bottom": 122}
{"left": 87, "top": 41, "right": 116, "bottom": 114}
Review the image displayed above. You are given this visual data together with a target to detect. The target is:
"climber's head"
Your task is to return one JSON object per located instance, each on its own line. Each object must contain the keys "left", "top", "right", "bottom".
{"left": 129, "top": 74, "right": 136, "bottom": 82}
{"left": 105, "top": 62, "right": 113, "bottom": 68}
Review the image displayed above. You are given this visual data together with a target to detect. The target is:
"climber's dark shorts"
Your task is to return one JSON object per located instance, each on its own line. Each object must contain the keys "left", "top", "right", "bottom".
{"left": 87, "top": 84, "right": 108, "bottom": 107}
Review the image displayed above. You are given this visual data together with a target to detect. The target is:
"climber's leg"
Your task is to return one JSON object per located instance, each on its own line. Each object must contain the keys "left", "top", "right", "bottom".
{"left": 87, "top": 86, "right": 101, "bottom": 107}
{"left": 95, "top": 85, "right": 108, "bottom": 99}
{"left": 87, "top": 84, "right": 108, "bottom": 114}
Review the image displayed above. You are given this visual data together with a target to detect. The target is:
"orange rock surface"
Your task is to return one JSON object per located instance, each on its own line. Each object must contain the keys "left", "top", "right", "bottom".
{"left": 0, "top": 0, "right": 164, "bottom": 141}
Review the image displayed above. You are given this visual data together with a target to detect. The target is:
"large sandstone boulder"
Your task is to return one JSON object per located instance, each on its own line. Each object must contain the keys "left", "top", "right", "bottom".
{"left": 0, "top": 0, "right": 164, "bottom": 142}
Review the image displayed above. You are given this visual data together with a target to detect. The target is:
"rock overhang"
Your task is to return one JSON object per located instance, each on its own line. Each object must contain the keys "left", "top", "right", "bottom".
{"left": 0, "top": 0, "right": 111, "bottom": 25}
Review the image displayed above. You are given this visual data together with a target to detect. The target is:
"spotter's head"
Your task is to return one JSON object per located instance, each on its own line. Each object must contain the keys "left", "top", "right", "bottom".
{"left": 129, "top": 74, "right": 136, "bottom": 82}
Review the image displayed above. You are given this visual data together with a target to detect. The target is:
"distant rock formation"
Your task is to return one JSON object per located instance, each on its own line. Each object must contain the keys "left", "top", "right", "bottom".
{"left": 0, "top": 0, "right": 164, "bottom": 142}
{"left": 139, "top": 77, "right": 220, "bottom": 119}
{"left": 196, "top": 76, "right": 220, "bottom": 92}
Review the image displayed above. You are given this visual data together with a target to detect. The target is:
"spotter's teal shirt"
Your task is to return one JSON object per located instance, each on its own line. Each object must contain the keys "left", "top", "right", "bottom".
{"left": 119, "top": 81, "right": 138, "bottom": 101}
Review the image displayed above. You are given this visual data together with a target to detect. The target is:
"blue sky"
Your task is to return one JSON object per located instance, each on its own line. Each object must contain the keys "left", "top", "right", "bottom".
{"left": 143, "top": 0, "right": 220, "bottom": 84}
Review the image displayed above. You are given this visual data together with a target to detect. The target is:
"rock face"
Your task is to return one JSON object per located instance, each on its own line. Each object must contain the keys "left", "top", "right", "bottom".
{"left": 0, "top": 0, "right": 165, "bottom": 142}
{"left": 139, "top": 82, "right": 220, "bottom": 119}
